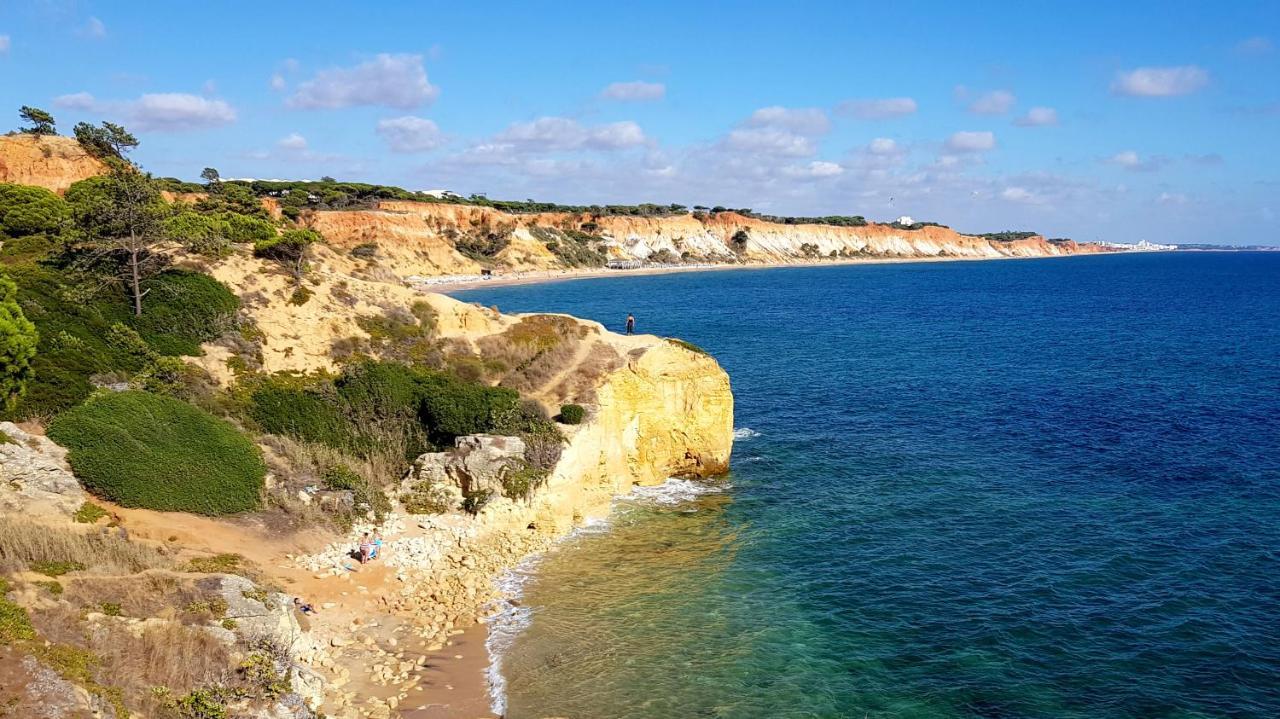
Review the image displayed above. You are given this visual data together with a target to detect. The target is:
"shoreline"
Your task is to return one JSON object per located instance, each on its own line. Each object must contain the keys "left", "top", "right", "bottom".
{"left": 422, "top": 250, "right": 1146, "bottom": 294}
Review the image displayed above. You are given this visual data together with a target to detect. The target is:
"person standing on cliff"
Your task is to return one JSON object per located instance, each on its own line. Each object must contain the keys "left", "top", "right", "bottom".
{"left": 626, "top": 313, "right": 635, "bottom": 335}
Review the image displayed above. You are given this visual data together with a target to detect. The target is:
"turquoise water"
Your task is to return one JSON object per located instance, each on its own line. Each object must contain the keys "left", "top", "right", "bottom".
{"left": 452, "top": 253, "right": 1280, "bottom": 719}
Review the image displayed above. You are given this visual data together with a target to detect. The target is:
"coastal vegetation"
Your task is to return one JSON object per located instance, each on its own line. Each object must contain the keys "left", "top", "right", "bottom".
{"left": 977, "top": 230, "right": 1039, "bottom": 242}
{"left": 49, "top": 391, "right": 267, "bottom": 515}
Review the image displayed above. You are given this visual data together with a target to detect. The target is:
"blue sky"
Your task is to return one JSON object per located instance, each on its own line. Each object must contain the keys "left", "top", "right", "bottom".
{"left": 2, "top": 1, "right": 1277, "bottom": 244}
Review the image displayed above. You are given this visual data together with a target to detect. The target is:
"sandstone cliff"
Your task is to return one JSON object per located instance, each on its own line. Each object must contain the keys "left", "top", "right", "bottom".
{"left": 310, "top": 200, "right": 1109, "bottom": 279}
{"left": 0, "top": 134, "right": 105, "bottom": 193}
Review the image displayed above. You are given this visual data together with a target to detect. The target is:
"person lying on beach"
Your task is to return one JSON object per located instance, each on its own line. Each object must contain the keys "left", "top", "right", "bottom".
{"left": 293, "top": 597, "right": 317, "bottom": 615}
{"left": 358, "top": 532, "right": 373, "bottom": 564}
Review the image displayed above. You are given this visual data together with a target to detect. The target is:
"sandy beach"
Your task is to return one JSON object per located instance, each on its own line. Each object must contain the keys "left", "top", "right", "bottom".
{"left": 423, "top": 251, "right": 1125, "bottom": 294}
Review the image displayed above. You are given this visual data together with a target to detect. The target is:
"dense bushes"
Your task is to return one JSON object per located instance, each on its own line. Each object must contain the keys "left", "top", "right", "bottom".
{"left": 977, "top": 230, "right": 1039, "bottom": 242}
{"left": 529, "top": 227, "right": 608, "bottom": 268}
{"left": 48, "top": 391, "right": 265, "bottom": 515}
{"left": 0, "top": 272, "right": 37, "bottom": 410}
{"left": 130, "top": 270, "right": 238, "bottom": 355}
{"left": 248, "top": 360, "right": 528, "bottom": 454}
{"left": 0, "top": 183, "right": 70, "bottom": 238}
{"left": 419, "top": 375, "right": 520, "bottom": 440}
{"left": 0, "top": 266, "right": 238, "bottom": 419}
{"left": 558, "top": 404, "right": 585, "bottom": 424}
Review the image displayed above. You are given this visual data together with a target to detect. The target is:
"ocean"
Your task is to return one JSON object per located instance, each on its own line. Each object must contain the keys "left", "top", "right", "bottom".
{"left": 450, "top": 253, "right": 1280, "bottom": 719}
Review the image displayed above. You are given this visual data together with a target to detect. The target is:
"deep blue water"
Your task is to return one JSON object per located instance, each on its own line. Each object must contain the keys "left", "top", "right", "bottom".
{"left": 452, "top": 253, "right": 1280, "bottom": 719}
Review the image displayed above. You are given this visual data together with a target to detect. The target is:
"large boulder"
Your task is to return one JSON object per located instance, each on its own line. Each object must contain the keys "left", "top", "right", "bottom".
{"left": 400, "top": 434, "right": 527, "bottom": 513}
{"left": 0, "top": 421, "right": 88, "bottom": 516}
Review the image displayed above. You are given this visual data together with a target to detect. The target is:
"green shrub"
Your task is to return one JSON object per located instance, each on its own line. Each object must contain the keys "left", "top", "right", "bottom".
{"left": 174, "top": 688, "right": 228, "bottom": 719}
{"left": 666, "top": 337, "right": 708, "bottom": 356}
{"left": 419, "top": 374, "right": 519, "bottom": 441}
{"left": 0, "top": 271, "right": 38, "bottom": 410}
{"left": 558, "top": 404, "right": 585, "bottom": 424}
{"left": 461, "top": 488, "right": 492, "bottom": 515}
{"left": 0, "top": 591, "right": 36, "bottom": 643}
{"left": 165, "top": 211, "right": 231, "bottom": 256}
{"left": 48, "top": 391, "right": 265, "bottom": 515}
{"left": 501, "top": 463, "right": 548, "bottom": 500}
{"left": 249, "top": 382, "right": 353, "bottom": 449}
{"left": 323, "top": 464, "right": 391, "bottom": 521}
{"left": 30, "top": 560, "right": 86, "bottom": 577}
{"left": 350, "top": 242, "right": 379, "bottom": 259}
{"left": 183, "top": 553, "right": 243, "bottom": 574}
{"left": 99, "top": 602, "right": 122, "bottom": 616}
{"left": 0, "top": 183, "right": 70, "bottom": 238}
{"left": 36, "top": 580, "right": 63, "bottom": 596}
{"left": 73, "top": 501, "right": 110, "bottom": 524}
{"left": 220, "top": 212, "right": 276, "bottom": 244}
{"left": 130, "top": 270, "right": 239, "bottom": 356}
{"left": 287, "top": 286, "right": 313, "bottom": 306}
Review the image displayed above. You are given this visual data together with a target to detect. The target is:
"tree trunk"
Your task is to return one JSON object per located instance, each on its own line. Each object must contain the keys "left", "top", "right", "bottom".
{"left": 129, "top": 242, "right": 142, "bottom": 317}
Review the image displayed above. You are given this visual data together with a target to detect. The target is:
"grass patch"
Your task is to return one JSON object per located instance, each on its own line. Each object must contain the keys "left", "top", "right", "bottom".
{"left": 30, "top": 559, "right": 86, "bottom": 577}
{"left": 0, "top": 580, "right": 36, "bottom": 644}
{"left": 49, "top": 391, "right": 266, "bottom": 515}
{"left": 0, "top": 517, "right": 169, "bottom": 575}
{"left": 73, "top": 501, "right": 110, "bottom": 524}
{"left": 666, "top": 337, "right": 709, "bottom": 356}
{"left": 183, "top": 554, "right": 242, "bottom": 574}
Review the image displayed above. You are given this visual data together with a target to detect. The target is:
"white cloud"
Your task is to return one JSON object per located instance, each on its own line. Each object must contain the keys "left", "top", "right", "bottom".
{"left": 270, "top": 73, "right": 286, "bottom": 91}
{"left": 53, "top": 92, "right": 97, "bottom": 110}
{"left": 1000, "top": 187, "right": 1046, "bottom": 205}
{"left": 968, "top": 90, "right": 1016, "bottom": 115}
{"left": 600, "top": 81, "right": 666, "bottom": 101}
{"left": 1014, "top": 107, "right": 1059, "bottom": 127}
{"left": 1235, "top": 36, "right": 1273, "bottom": 55}
{"left": 746, "top": 106, "right": 830, "bottom": 135}
{"left": 1111, "top": 66, "right": 1209, "bottom": 97}
{"left": 288, "top": 53, "right": 438, "bottom": 110}
{"left": 1157, "top": 191, "right": 1189, "bottom": 205}
{"left": 128, "top": 93, "right": 236, "bottom": 131}
{"left": 945, "top": 131, "right": 996, "bottom": 152}
{"left": 277, "top": 133, "right": 308, "bottom": 151}
{"left": 1104, "top": 150, "right": 1166, "bottom": 172}
{"left": 724, "top": 127, "right": 815, "bottom": 157}
{"left": 837, "top": 97, "right": 917, "bottom": 119}
{"left": 0, "top": 35, "right": 10, "bottom": 55}
{"left": 784, "top": 160, "right": 844, "bottom": 178}
{"left": 53, "top": 91, "right": 236, "bottom": 131}
{"left": 376, "top": 116, "right": 443, "bottom": 153}
{"left": 79, "top": 17, "right": 106, "bottom": 39}
{"left": 867, "top": 138, "right": 902, "bottom": 156}
{"left": 492, "top": 117, "right": 647, "bottom": 152}
{"left": 588, "top": 121, "right": 647, "bottom": 149}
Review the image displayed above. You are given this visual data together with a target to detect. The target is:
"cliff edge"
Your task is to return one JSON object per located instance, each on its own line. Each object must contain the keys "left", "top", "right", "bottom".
{"left": 0, "top": 134, "right": 105, "bottom": 194}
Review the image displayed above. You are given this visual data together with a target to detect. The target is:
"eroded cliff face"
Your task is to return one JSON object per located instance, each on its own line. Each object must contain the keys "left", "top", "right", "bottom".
{"left": 197, "top": 248, "right": 734, "bottom": 504}
{"left": 0, "top": 134, "right": 105, "bottom": 193}
{"left": 308, "top": 200, "right": 1109, "bottom": 278}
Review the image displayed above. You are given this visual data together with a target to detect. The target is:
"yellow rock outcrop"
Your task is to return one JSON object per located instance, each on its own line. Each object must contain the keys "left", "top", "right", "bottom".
{"left": 0, "top": 134, "right": 105, "bottom": 193}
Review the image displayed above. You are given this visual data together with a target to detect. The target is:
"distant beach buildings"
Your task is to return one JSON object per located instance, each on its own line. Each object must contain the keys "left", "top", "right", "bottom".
{"left": 895, "top": 215, "right": 915, "bottom": 226}
{"left": 1097, "top": 239, "right": 1178, "bottom": 251}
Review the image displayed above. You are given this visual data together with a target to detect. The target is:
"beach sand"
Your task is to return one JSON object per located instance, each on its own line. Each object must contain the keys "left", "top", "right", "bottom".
{"left": 399, "top": 626, "right": 496, "bottom": 719}
{"left": 424, "top": 252, "right": 1116, "bottom": 294}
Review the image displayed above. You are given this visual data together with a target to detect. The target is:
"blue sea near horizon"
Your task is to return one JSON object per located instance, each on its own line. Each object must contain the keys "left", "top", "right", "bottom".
{"left": 451, "top": 253, "right": 1280, "bottom": 719}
